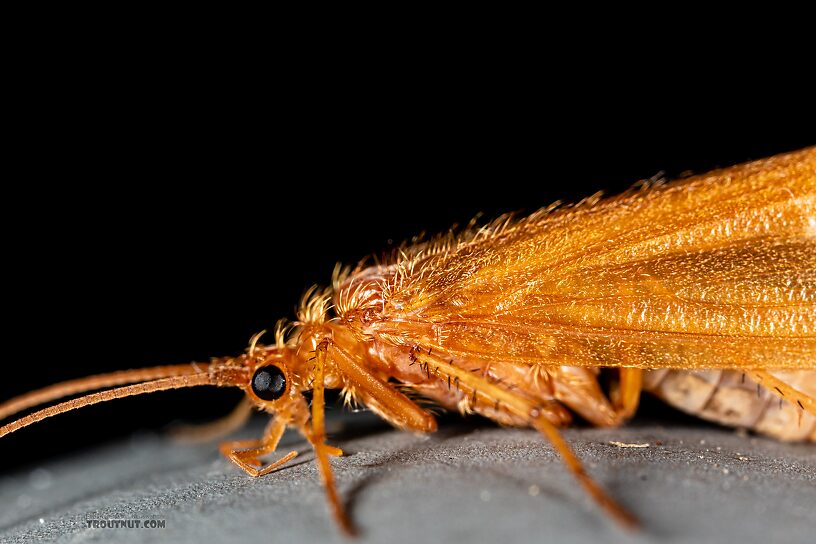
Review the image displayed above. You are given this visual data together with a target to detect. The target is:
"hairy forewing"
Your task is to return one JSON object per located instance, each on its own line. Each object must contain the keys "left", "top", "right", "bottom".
{"left": 374, "top": 147, "right": 816, "bottom": 370}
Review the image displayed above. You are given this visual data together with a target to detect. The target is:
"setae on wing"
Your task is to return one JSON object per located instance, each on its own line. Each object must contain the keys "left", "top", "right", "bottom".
{"left": 378, "top": 147, "right": 816, "bottom": 370}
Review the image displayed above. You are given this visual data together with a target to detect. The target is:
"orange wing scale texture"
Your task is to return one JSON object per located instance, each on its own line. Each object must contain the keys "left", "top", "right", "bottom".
{"left": 364, "top": 147, "right": 816, "bottom": 371}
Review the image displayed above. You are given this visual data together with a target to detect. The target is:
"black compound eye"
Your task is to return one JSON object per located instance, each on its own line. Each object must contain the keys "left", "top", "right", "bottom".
{"left": 251, "top": 365, "right": 287, "bottom": 401}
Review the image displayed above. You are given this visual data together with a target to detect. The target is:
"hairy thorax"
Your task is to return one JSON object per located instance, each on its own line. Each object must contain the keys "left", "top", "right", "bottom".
{"left": 331, "top": 264, "right": 620, "bottom": 428}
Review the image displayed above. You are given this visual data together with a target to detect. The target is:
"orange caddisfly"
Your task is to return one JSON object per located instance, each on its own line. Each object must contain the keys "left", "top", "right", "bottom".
{"left": 1, "top": 147, "right": 814, "bottom": 535}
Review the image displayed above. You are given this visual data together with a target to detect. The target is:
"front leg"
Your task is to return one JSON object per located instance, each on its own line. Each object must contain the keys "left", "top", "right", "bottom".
{"left": 219, "top": 416, "right": 297, "bottom": 477}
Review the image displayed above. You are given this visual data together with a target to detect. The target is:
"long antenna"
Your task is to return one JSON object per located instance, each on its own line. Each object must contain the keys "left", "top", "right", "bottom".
{"left": 0, "top": 364, "right": 208, "bottom": 421}
{"left": 0, "top": 364, "right": 248, "bottom": 439}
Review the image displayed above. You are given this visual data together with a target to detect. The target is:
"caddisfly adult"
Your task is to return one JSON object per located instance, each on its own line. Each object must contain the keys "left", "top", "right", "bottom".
{"left": 2, "top": 146, "right": 814, "bottom": 535}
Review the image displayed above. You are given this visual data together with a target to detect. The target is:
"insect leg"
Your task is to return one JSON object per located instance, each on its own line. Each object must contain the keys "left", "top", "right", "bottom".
{"left": 302, "top": 339, "right": 355, "bottom": 536}
{"left": 170, "top": 396, "right": 254, "bottom": 444}
{"left": 548, "top": 366, "right": 618, "bottom": 427}
{"left": 748, "top": 370, "right": 816, "bottom": 417}
{"left": 330, "top": 340, "right": 437, "bottom": 433}
{"left": 219, "top": 415, "right": 298, "bottom": 477}
{"left": 611, "top": 368, "right": 643, "bottom": 420}
{"left": 411, "top": 349, "right": 638, "bottom": 530}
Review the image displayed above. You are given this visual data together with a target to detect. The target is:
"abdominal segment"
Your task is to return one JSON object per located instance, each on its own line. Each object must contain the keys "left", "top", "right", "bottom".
{"left": 643, "top": 369, "right": 816, "bottom": 441}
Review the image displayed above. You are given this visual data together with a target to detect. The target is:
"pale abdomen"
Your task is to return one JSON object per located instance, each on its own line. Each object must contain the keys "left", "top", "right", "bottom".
{"left": 644, "top": 369, "right": 816, "bottom": 441}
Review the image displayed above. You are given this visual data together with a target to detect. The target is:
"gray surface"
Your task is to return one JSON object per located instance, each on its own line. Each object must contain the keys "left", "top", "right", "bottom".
{"left": 0, "top": 413, "right": 814, "bottom": 544}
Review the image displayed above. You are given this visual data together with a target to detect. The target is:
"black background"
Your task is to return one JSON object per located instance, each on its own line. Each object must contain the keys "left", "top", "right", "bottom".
{"left": 2, "top": 49, "right": 813, "bottom": 472}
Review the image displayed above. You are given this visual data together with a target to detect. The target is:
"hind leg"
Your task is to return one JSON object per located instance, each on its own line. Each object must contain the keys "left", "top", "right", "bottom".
{"left": 610, "top": 368, "right": 643, "bottom": 420}
{"left": 748, "top": 371, "right": 816, "bottom": 417}
{"left": 410, "top": 347, "right": 638, "bottom": 529}
{"left": 749, "top": 370, "right": 816, "bottom": 441}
